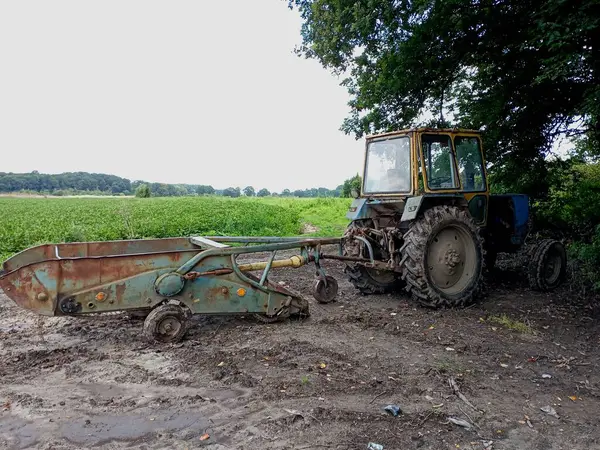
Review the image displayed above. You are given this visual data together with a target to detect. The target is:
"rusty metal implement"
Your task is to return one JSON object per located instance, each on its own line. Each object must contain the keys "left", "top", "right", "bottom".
{"left": 0, "top": 235, "right": 368, "bottom": 343}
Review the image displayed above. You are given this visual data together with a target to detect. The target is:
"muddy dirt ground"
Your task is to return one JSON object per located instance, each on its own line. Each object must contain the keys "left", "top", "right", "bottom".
{"left": 1, "top": 252, "right": 599, "bottom": 450}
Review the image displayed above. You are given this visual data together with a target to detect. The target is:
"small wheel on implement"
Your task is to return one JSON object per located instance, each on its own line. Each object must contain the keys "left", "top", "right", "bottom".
{"left": 528, "top": 239, "right": 566, "bottom": 291}
{"left": 312, "top": 275, "right": 338, "bottom": 304}
{"left": 143, "top": 303, "right": 190, "bottom": 344}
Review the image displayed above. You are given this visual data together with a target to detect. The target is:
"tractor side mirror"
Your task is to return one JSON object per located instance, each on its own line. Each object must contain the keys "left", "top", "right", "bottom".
{"left": 351, "top": 188, "right": 360, "bottom": 199}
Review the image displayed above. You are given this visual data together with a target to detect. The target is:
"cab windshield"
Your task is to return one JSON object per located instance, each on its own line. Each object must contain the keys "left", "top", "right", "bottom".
{"left": 363, "top": 136, "right": 411, "bottom": 194}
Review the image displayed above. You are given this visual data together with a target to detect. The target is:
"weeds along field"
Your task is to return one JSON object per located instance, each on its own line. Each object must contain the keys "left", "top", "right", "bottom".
{"left": 0, "top": 197, "right": 351, "bottom": 262}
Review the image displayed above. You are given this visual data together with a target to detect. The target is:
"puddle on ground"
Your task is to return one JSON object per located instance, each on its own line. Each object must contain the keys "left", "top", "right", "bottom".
{"left": 1, "top": 411, "right": 210, "bottom": 449}
{"left": 0, "top": 416, "right": 39, "bottom": 450}
{"left": 61, "top": 411, "right": 209, "bottom": 446}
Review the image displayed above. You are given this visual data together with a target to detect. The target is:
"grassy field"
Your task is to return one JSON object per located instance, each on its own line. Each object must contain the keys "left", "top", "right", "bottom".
{"left": 0, "top": 197, "right": 351, "bottom": 262}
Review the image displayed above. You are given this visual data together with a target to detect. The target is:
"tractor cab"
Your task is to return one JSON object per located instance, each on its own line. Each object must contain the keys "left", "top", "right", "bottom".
{"left": 344, "top": 127, "right": 566, "bottom": 308}
{"left": 349, "top": 128, "right": 491, "bottom": 226}
{"left": 361, "top": 128, "right": 487, "bottom": 197}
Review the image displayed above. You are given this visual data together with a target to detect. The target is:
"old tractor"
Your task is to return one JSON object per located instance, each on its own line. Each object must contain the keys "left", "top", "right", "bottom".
{"left": 342, "top": 128, "right": 567, "bottom": 308}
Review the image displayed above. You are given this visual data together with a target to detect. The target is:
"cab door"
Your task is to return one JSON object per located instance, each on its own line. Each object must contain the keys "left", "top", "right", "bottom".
{"left": 418, "top": 131, "right": 489, "bottom": 225}
{"left": 453, "top": 134, "right": 489, "bottom": 225}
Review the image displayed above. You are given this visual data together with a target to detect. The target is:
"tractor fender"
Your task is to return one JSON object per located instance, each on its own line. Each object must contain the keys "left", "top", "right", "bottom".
{"left": 346, "top": 198, "right": 368, "bottom": 220}
{"left": 400, "top": 194, "right": 468, "bottom": 222}
{"left": 346, "top": 197, "right": 406, "bottom": 221}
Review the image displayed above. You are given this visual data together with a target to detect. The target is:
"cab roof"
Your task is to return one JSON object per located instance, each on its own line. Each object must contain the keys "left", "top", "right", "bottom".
{"left": 366, "top": 127, "right": 482, "bottom": 140}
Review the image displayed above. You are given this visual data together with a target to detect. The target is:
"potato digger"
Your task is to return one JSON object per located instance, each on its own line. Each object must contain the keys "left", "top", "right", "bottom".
{"left": 0, "top": 128, "right": 566, "bottom": 343}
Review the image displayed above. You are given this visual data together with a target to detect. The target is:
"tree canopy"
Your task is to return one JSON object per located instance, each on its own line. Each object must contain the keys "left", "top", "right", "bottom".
{"left": 341, "top": 174, "right": 361, "bottom": 197}
{"left": 135, "top": 184, "right": 151, "bottom": 198}
{"left": 288, "top": 0, "right": 600, "bottom": 197}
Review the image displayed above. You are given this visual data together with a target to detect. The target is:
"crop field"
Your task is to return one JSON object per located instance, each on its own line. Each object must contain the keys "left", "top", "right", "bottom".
{"left": 0, "top": 196, "right": 351, "bottom": 262}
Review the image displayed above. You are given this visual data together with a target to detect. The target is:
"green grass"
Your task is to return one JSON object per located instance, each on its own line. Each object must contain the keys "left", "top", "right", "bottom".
{"left": 488, "top": 313, "right": 534, "bottom": 334}
{"left": 0, "top": 196, "right": 351, "bottom": 262}
{"left": 433, "top": 357, "right": 467, "bottom": 375}
{"left": 256, "top": 197, "right": 352, "bottom": 236}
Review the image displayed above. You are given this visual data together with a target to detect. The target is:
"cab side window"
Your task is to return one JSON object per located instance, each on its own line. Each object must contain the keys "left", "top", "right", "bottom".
{"left": 455, "top": 136, "right": 486, "bottom": 191}
{"left": 421, "top": 134, "right": 459, "bottom": 189}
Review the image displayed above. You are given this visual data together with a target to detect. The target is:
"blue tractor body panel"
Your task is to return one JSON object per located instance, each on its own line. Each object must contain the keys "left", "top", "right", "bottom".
{"left": 487, "top": 194, "right": 530, "bottom": 252}
{"left": 510, "top": 194, "right": 530, "bottom": 244}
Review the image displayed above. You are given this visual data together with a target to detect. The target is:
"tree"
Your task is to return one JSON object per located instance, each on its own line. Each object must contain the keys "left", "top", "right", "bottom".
{"left": 135, "top": 184, "right": 151, "bottom": 198}
{"left": 243, "top": 186, "right": 256, "bottom": 197}
{"left": 223, "top": 187, "right": 241, "bottom": 198}
{"left": 197, "top": 185, "right": 215, "bottom": 195}
{"left": 281, "top": 189, "right": 291, "bottom": 197}
{"left": 341, "top": 174, "right": 362, "bottom": 197}
{"left": 316, "top": 187, "right": 332, "bottom": 197}
{"left": 288, "top": 0, "right": 600, "bottom": 198}
{"left": 257, "top": 188, "right": 270, "bottom": 197}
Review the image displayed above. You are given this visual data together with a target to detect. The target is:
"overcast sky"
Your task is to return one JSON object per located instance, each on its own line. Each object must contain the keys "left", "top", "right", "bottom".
{"left": 0, "top": 0, "right": 365, "bottom": 192}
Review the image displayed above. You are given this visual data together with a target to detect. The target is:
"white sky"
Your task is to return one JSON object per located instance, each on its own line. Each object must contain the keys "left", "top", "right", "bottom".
{"left": 0, "top": 0, "right": 365, "bottom": 192}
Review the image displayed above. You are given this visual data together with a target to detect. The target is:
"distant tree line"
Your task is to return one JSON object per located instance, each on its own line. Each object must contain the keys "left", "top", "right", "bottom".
{"left": 0, "top": 171, "right": 360, "bottom": 198}
{"left": 0, "top": 171, "right": 130, "bottom": 195}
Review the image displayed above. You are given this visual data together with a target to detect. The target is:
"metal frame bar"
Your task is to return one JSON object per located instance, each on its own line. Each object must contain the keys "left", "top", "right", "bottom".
{"left": 177, "top": 237, "right": 342, "bottom": 275}
{"left": 203, "top": 236, "right": 341, "bottom": 245}
{"left": 260, "top": 251, "right": 277, "bottom": 286}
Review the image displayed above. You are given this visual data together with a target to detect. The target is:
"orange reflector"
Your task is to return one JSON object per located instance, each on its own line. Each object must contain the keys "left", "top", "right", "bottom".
{"left": 237, "top": 288, "right": 246, "bottom": 297}
{"left": 95, "top": 292, "right": 106, "bottom": 302}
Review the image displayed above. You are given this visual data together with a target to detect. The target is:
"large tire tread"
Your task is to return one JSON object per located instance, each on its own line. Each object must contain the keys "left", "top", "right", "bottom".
{"left": 344, "top": 264, "right": 402, "bottom": 295}
{"left": 527, "top": 239, "right": 566, "bottom": 291}
{"left": 343, "top": 220, "right": 404, "bottom": 295}
{"left": 400, "top": 205, "right": 484, "bottom": 308}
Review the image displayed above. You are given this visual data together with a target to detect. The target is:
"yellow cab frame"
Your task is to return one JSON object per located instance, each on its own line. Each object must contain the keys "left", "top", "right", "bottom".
{"left": 360, "top": 128, "right": 490, "bottom": 226}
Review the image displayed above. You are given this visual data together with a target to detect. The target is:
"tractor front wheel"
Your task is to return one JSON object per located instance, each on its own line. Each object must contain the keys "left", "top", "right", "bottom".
{"left": 400, "top": 205, "right": 483, "bottom": 308}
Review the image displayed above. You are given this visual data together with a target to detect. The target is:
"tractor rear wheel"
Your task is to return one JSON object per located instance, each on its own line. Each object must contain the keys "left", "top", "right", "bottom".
{"left": 345, "top": 264, "right": 403, "bottom": 295}
{"left": 400, "top": 205, "right": 483, "bottom": 308}
{"left": 343, "top": 220, "right": 404, "bottom": 295}
{"left": 528, "top": 239, "right": 566, "bottom": 291}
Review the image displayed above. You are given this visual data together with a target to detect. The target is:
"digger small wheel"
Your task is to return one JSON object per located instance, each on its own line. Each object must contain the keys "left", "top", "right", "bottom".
{"left": 313, "top": 275, "right": 338, "bottom": 304}
{"left": 143, "top": 304, "right": 190, "bottom": 344}
{"left": 528, "top": 239, "right": 566, "bottom": 291}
